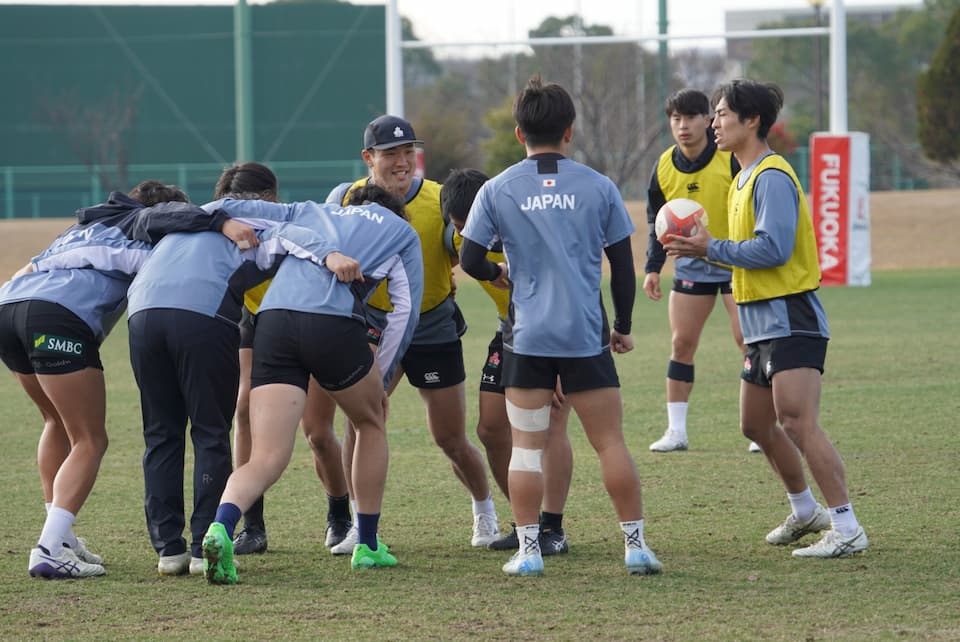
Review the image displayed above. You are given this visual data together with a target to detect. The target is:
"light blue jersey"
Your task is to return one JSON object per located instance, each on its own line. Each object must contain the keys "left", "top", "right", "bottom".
{"left": 708, "top": 155, "right": 830, "bottom": 344}
{"left": 211, "top": 199, "right": 424, "bottom": 386}
{"left": 127, "top": 200, "right": 334, "bottom": 326}
{"left": 462, "top": 153, "right": 635, "bottom": 357}
{"left": 0, "top": 198, "right": 218, "bottom": 342}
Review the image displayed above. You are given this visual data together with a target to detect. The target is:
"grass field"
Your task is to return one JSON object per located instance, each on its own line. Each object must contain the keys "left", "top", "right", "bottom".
{"left": 0, "top": 269, "right": 958, "bottom": 640}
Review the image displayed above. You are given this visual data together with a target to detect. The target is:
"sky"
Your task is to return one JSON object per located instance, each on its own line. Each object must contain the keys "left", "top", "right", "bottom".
{"left": 0, "top": 0, "right": 919, "bottom": 55}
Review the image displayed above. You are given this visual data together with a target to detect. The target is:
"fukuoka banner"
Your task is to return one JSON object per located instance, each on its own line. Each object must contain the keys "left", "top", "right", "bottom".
{"left": 809, "top": 133, "right": 872, "bottom": 286}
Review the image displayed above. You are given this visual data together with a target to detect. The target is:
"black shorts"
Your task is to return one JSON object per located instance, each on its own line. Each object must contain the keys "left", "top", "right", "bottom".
{"left": 0, "top": 300, "right": 102, "bottom": 374}
{"left": 398, "top": 340, "right": 465, "bottom": 389}
{"left": 741, "top": 336, "right": 828, "bottom": 387}
{"left": 238, "top": 306, "right": 257, "bottom": 350}
{"left": 502, "top": 349, "right": 619, "bottom": 394}
{"left": 251, "top": 310, "right": 373, "bottom": 392}
{"left": 479, "top": 332, "right": 505, "bottom": 394}
{"left": 672, "top": 279, "right": 733, "bottom": 296}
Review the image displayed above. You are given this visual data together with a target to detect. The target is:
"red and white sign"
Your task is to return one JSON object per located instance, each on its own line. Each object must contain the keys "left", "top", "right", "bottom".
{"left": 809, "top": 133, "right": 871, "bottom": 286}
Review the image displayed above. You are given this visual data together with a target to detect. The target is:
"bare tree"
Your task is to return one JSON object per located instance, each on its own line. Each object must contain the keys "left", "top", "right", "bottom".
{"left": 40, "top": 85, "right": 143, "bottom": 192}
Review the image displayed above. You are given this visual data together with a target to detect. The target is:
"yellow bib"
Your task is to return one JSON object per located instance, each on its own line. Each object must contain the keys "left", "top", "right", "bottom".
{"left": 344, "top": 178, "right": 451, "bottom": 313}
{"left": 656, "top": 145, "right": 734, "bottom": 240}
{"left": 727, "top": 154, "right": 820, "bottom": 303}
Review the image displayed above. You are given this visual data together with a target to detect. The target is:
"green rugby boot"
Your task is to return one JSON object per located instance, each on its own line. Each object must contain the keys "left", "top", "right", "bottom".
{"left": 202, "top": 522, "right": 238, "bottom": 585}
{"left": 350, "top": 542, "right": 397, "bottom": 570}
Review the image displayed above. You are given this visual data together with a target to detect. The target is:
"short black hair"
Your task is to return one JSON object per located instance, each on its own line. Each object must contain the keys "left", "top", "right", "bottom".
{"left": 128, "top": 180, "right": 189, "bottom": 206}
{"left": 440, "top": 168, "right": 489, "bottom": 225}
{"left": 346, "top": 184, "right": 407, "bottom": 220}
{"left": 664, "top": 89, "right": 710, "bottom": 117}
{"left": 711, "top": 79, "right": 784, "bottom": 140}
{"left": 214, "top": 162, "right": 278, "bottom": 201}
{"left": 513, "top": 74, "right": 576, "bottom": 148}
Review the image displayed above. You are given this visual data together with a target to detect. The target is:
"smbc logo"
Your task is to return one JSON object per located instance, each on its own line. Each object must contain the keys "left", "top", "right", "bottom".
{"left": 33, "top": 334, "right": 84, "bottom": 356}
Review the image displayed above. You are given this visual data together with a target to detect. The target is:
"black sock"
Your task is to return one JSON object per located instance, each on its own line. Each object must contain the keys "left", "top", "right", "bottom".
{"left": 327, "top": 493, "right": 351, "bottom": 522}
{"left": 243, "top": 495, "right": 265, "bottom": 530}
{"left": 540, "top": 511, "right": 564, "bottom": 533}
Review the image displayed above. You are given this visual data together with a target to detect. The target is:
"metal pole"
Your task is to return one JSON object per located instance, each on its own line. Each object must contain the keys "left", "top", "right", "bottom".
{"left": 386, "top": 0, "right": 404, "bottom": 117}
{"left": 829, "top": 0, "right": 847, "bottom": 133}
{"left": 814, "top": 3, "right": 824, "bottom": 131}
{"left": 657, "top": 0, "right": 669, "bottom": 142}
{"left": 234, "top": 0, "right": 254, "bottom": 161}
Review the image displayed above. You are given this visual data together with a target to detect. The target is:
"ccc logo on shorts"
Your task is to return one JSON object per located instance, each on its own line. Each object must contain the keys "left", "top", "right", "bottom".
{"left": 424, "top": 372, "right": 440, "bottom": 384}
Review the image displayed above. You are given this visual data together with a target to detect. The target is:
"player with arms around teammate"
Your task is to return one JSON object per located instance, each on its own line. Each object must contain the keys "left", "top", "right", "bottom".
{"left": 319, "top": 116, "right": 499, "bottom": 551}
{"left": 202, "top": 186, "right": 423, "bottom": 583}
{"left": 643, "top": 88, "right": 753, "bottom": 453}
{"left": 0, "top": 182, "right": 255, "bottom": 578}
{"left": 460, "top": 76, "right": 662, "bottom": 577}
{"left": 666, "top": 79, "right": 868, "bottom": 558}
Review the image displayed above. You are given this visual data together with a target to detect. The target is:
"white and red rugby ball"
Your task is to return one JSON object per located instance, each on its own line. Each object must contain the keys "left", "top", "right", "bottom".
{"left": 655, "top": 198, "right": 709, "bottom": 244}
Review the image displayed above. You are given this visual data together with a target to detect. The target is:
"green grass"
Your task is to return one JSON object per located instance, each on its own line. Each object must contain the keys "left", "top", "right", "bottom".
{"left": 1, "top": 268, "right": 958, "bottom": 640}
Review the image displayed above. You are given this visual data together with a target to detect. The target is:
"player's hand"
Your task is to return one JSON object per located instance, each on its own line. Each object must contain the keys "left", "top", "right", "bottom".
{"left": 450, "top": 270, "right": 458, "bottom": 296}
{"left": 643, "top": 272, "right": 662, "bottom": 301}
{"left": 325, "top": 252, "right": 364, "bottom": 283}
{"left": 611, "top": 331, "right": 634, "bottom": 354}
{"left": 490, "top": 262, "right": 510, "bottom": 290}
{"left": 664, "top": 214, "right": 711, "bottom": 258}
{"left": 222, "top": 219, "right": 259, "bottom": 249}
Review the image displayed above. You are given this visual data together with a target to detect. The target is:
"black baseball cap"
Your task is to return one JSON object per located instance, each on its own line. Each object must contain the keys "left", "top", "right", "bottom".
{"left": 363, "top": 115, "right": 423, "bottom": 150}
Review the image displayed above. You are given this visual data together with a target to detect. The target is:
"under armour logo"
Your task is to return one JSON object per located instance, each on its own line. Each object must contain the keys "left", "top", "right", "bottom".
{"left": 624, "top": 527, "right": 643, "bottom": 549}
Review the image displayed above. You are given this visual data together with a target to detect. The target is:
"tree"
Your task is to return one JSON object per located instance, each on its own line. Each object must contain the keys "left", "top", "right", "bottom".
{"left": 40, "top": 87, "right": 143, "bottom": 192}
{"left": 406, "top": 74, "right": 480, "bottom": 180}
{"left": 917, "top": 6, "right": 960, "bottom": 173}
{"left": 480, "top": 97, "right": 526, "bottom": 176}
{"left": 744, "top": 0, "right": 960, "bottom": 188}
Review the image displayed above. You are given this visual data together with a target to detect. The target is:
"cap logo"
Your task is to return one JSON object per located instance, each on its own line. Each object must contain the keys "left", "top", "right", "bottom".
{"left": 393, "top": 126, "right": 405, "bottom": 138}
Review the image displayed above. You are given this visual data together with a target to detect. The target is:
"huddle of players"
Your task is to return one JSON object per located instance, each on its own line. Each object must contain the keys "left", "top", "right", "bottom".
{"left": 3, "top": 75, "right": 867, "bottom": 583}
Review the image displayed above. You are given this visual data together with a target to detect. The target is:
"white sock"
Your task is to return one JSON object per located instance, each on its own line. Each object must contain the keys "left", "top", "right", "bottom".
{"left": 620, "top": 519, "right": 646, "bottom": 550}
{"left": 45, "top": 502, "right": 78, "bottom": 548}
{"left": 350, "top": 499, "right": 358, "bottom": 520}
{"left": 787, "top": 488, "right": 818, "bottom": 522}
{"left": 829, "top": 503, "right": 860, "bottom": 537}
{"left": 516, "top": 524, "right": 540, "bottom": 555}
{"left": 472, "top": 494, "right": 495, "bottom": 517}
{"left": 667, "top": 402, "right": 688, "bottom": 437}
{"left": 38, "top": 506, "right": 75, "bottom": 556}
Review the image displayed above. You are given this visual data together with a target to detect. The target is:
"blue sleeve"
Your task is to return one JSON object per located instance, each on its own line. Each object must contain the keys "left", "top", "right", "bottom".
{"left": 707, "top": 170, "right": 798, "bottom": 269}
{"left": 252, "top": 223, "right": 339, "bottom": 271}
{"left": 203, "top": 199, "right": 295, "bottom": 223}
{"left": 601, "top": 179, "right": 635, "bottom": 247}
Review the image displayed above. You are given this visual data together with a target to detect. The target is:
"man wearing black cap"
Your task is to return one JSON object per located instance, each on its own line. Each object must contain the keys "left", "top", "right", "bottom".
{"left": 302, "top": 115, "right": 501, "bottom": 553}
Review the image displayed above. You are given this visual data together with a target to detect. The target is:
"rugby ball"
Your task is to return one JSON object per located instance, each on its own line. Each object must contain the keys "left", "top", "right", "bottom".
{"left": 655, "top": 198, "right": 709, "bottom": 244}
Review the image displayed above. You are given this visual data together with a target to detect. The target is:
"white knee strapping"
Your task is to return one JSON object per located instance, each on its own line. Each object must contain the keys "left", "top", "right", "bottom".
{"left": 508, "top": 447, "right": 543, "bottom": 472}
{"left": 505, "top": 400, "right": 551, "bottom": 432}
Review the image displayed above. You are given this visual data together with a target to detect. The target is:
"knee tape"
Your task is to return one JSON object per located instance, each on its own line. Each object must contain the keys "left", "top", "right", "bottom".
{"left": 667, "top": 360, "right": 695, "bottom": 383}
{"left": 508, "top": 447, "right": 543, "bottom": 473}
{"left": 505, "top": 399, "right": 551, "bottom": 432}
